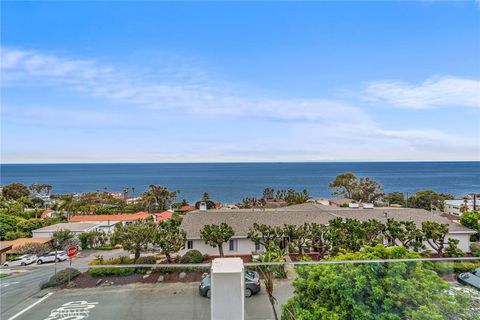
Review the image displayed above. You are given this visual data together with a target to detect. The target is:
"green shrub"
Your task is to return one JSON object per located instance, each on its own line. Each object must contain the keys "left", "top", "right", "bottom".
{"left": 41, "top": 268, "right": 80, "bottom": 289}
{"left": 88, "top": 267, "right": 136, "bottom": 277}
{"left": 5, "top": 231, "right": 27, "bottom": 241}
{"left": 444, "top": 239, "right": 464, "bottom": 258}
{"left": 135, "top": 256, "right": 157, "bottom": 264}
{"left": 179, "top": 250, "right": 206, "bottom": 264}
{"left": 470, "top": 242, "right": 480, "bottom": 257}
{"left": 432, "top": 261, "right": 480, "bottom": 274}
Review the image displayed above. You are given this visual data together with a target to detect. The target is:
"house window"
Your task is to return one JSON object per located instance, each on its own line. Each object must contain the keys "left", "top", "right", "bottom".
{"left": 187, "top": 240, "right": 193, "bottom": 249}
{"left": 229, "top": 239, "right": 238, "bottom": 251}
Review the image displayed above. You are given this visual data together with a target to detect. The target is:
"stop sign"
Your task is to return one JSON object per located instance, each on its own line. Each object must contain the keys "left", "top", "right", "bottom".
{"left": 67, "top": 246, "right": 78, "bottom": 257}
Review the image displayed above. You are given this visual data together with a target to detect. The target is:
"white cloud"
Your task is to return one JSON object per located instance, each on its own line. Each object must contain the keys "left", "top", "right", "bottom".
{"left": 1, "top": 47, "right": 479, "bottom": 162}
{"left": 364, "top": 76, "right": 480, "bottom": 109}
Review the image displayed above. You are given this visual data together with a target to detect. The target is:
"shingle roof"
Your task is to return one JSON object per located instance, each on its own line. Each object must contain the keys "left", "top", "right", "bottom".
{"left": 180, "top": 204, "right": 475, "bottom": 238}
{"left": 0, "top": 238, "right": 51, "bottom": 253}
{"left": 69, "top": 212, "right": 151, "bottom": 222}
{"left": 33, "top": 222, "right": 100, "bottom": 233}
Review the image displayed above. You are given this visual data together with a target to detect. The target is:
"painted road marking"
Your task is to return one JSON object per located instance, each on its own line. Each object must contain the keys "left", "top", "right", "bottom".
{"left": 7, "top": 292, "right": 53, "bottom": 320}
{"left": 0, "top": 281, "right": 19, "bottom": 288}
{"left": 44, "top": 301, "right": 98, "bottom": 320}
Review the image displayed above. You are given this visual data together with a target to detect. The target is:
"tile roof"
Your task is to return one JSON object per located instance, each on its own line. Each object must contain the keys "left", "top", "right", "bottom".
{"left": 180, "top": 203, "right": 475, "bottom": 238}
{"left": 154, "top": 211, "right": 173, "bottom": 222}
{"left": 178, "top": 205, "right": 196, "bottom": 212}
{"left": 69, "top": 212, "right": 151, "bottom": 222}
{"left": 40, "top": 209, "right": 54, "bottom": 219}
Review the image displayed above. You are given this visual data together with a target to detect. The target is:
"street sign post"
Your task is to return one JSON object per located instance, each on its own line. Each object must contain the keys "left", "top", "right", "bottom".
{"left": 67, "top": 246, "right": 77, "bottom": 284}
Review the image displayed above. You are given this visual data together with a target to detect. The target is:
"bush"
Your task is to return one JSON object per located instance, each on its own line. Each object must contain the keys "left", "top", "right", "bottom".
{"left": 4, "top": 231, "right": 27, "bottom": 240}
{"left": 179, "top": 250, "right": 206, "bottom": 264}
{"left": 432, "top": 261, "right": 480, "bottom": 274}
{"left": 88, "top": 267, "right": 137, "bottom": 277}
{"left": 444, "top": 238, "right": 464, "bottom": 258}
{"left": 41, "top": 268, "right": 80, "bottom": 289}
{"left": 135, "top": 256, "right": 157, "bottom": 264}
{"left": 470, "top": 242, "right": 480, "bottom": 257}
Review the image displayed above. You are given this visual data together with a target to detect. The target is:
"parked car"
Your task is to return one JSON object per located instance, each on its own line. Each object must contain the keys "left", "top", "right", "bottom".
{"left": 3, "top": 255, "right": 37, "bottom": 267}
{"left": 199, "top": 269, "right": 261, "bottom": 298}
{"left": 37, "top": 251, "right": 68, "bottom": 264}
{"left": 458, "top": 268, "right": 480, "bottom": 291}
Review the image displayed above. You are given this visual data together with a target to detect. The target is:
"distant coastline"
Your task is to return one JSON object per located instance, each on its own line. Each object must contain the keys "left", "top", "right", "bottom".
{"left": 1, "top": 162, "right": 479, "bottom": 203}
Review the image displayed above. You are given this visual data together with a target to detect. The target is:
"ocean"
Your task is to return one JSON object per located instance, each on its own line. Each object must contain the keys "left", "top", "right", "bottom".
{"left": 1, "top": 162, "right": 479, "bottom": 203}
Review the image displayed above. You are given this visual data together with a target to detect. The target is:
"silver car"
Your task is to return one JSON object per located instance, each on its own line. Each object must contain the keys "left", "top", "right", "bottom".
{"left": 3, "top": 254, "right": 37, "bottom": 267}
{"left": 37, "top": 251, "right": 68, "bottom": 264}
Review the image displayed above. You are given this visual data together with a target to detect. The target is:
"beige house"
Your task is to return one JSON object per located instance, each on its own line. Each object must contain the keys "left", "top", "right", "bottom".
{"left": 180, "top": 203, "right": 476, "bottom": 256}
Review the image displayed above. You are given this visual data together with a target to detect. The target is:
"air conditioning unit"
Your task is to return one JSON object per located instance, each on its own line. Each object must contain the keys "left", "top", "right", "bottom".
{"left": 348, "top": 202, "right": 359, "bottom": 208}
{"left": 199, "top": 201, "right": 207, "bottom": 211}
{"left": 363, "top": 203, "right": 374, "bottom": 209}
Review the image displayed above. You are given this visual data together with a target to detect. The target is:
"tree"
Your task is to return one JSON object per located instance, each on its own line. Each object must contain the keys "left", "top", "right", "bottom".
{"left": 110, "top": 220, "right": 155, "bottom": 261}
{"left": 78, "top": 231, "right": 108, "bottom": 249}
{"left": 262, "top": 188, "right": 275, "bottom": 200}
{"left": 285, "top": 189, "right": 311, "bottom": 205}
{"left": 387, "top": 192, "right": 405, "bottom": 206}
{"left": 153, "top": 219, "right": 186, "bottom": 263}
{"left": 52, "top": 229, "right": 75, "bottom": 251}
{"left": 247, "top": 223, "right": 283, "bottom": 249}
{"left": 422, "top": 221, "right": 449, "bottom": 256}
{"left": 283, "top": 224, "right": 309, "bottom": 254}
{"left": 2, "top": 183, "right": 30, "bottom": 200}
{"left": 304, "top": 223, "right": 330, "bottom": 259}
{"left": 460, "top": 210, "right": 480, "bottom": 241}
{"left": 444, "top": 238, "right": 464, "bottom": 258}
{"left": 329, "top": 173, "right": 358, "bottom": 199}
{"left": 408, "top": 190, "right": 454, "bottom": 211}
{"left": 200, "top": 223, "right": 234, "bottom": 257}
{"left": 384, "top": 219, "right": 424, "bottom": 251}
{"left": 355, "top": 177, "right": 384, "bottom": 203}
{"left": 255, "top": 243, "right": 286, "bottom": 320}
{"left": 140, "top": 185, "right": 178, "bottom": 212}
{"left": 282, "top": 245, "right": 478, "bottom": 320}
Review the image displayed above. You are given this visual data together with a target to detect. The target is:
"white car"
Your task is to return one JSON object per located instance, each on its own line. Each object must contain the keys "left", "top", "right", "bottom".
{"left": 36, "top": 251, "right": 68, "bottom": 264}
{"left": 3, "top": 254, "right": 37, "bottom": 267}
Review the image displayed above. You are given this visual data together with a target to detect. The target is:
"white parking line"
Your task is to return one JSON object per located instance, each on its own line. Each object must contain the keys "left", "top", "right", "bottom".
{"left": 7, "top": 292, "right": 53, "bottom": 320}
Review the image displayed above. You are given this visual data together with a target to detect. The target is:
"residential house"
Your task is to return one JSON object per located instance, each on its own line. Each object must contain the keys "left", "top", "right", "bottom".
{"left": 444, "top": 199, "right": 476, "bottom": 216}
{"left": 179, "top": 203, "right": 476, "bottom": 256}
{"left": 32, "top": 222, "right": 101, "bottom": 238}
{"left": 68, "top": 212, "right": 152, "bottom": 233}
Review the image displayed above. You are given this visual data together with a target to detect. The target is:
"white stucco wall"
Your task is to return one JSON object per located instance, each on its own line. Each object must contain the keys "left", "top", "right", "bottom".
{"left": 179, "top": 237, "right": 261, "bottom": 256}
{"left": 180, "top": 232, "right": 473, "bottom": 256}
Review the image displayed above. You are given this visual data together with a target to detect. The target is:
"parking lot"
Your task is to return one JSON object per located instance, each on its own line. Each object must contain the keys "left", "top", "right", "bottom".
{"left": 1, "top": 274, "right": 294, "bottom": 320}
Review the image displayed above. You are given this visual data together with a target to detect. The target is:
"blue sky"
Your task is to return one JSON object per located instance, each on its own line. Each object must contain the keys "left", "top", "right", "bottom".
{"left": 1, "top": 1, "right": 479, "bottom": 163}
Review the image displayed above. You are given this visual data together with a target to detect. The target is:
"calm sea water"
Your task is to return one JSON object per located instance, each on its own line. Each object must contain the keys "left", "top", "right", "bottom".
{"left": 1, "top": 162, "right": 479, "bottom": 203}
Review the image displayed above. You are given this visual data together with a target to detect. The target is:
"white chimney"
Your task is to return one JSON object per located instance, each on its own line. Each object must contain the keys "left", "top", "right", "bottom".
{"left": 199, "top": 201, "right": 207, "bottom": 211}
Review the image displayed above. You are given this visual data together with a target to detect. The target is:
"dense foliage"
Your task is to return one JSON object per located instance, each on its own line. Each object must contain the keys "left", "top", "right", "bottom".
{"left": 111, "top": 220, "right": 156, "bottom": 260}
{"left": 41, "top": 268, "right": 80, "bottom": 289}
{"left": 153, "top": 219, "right": 186, "bottom": 263}
{"left": 460, "top": 211, "right": 480, "bottom": 241}
{"left": 282, "top": 246, "right": 479, "bottom": 320}
{"left": 200, "top": 222, "right": 235, "bottom": 256}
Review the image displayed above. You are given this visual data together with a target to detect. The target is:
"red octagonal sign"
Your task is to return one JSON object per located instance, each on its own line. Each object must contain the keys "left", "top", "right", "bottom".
{"left": 67, "top": 246, "right": 78, "bottom": 258}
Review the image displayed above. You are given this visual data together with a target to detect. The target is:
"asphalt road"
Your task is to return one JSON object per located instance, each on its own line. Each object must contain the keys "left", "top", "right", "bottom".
{"left": 1, "top": 277, "right": 294, "bottom": 320}
{"left": 0, "top": 248, "right": 131, "bottom": 320}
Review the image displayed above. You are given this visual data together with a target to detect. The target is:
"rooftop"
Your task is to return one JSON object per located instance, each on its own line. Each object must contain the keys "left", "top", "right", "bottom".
{"left": 33, "top": 222, "right": 100, "bottom": 233}
{"left": 69, "top": 212, "right": 151, "bottom": 222}
{"left": 0, "top": 238, "right": 51, "bottom": 253}
{"left": 180, "top": 203, "right": 475, "bottom": 238}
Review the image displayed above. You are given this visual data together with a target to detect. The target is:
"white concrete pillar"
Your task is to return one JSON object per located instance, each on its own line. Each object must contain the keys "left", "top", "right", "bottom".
{"left": 211, "top": 257, "right": 244, "bottom": 320}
